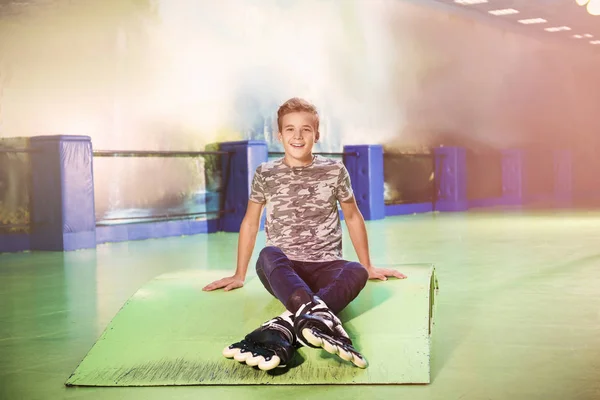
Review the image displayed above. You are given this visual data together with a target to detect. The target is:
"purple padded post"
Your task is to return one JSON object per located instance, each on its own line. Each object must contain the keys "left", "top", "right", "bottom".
{"left": 554, "top": 149, "right": 572, "bottom": 206}
{"left": 434, "top": 146, "right": 468, "bottom": 212}
{"left": 343, "top": 145, "right": 385, "bottom": 220}
{"left": 29, "top": 135, "right": 96, "bottom": 251}
{"left": 219, "top": 140, "right": 268, "bottom": 232}
{"left": 501, "top": 149, "right": 524, "bottom": 205}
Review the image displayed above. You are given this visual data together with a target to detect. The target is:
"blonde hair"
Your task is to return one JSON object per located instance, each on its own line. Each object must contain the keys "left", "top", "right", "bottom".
{"left": 277, "top": 98, "right": 320, "bottom": 134}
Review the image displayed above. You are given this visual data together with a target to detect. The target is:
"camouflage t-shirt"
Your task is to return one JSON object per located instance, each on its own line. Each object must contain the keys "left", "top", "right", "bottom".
{"left": 249, "top": 155, "right": 354, "bottom": 262}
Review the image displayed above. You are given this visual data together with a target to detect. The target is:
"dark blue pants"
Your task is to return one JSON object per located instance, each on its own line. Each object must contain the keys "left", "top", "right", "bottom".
{"left": 256, "top": 246, "right": 369, "bottom": 315}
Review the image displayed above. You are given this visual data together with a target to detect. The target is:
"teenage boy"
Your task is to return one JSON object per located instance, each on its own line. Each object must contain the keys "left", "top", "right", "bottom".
{"left": 203, "top": 98, "right": 406, "bottom": 370}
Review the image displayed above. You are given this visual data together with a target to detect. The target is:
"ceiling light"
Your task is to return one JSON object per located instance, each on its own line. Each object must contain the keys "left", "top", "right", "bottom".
{"left": 545, "top": 26, "right": 572, "bottom": 32}
{"left": 576, "top": 0, "right": 600, "bottom": 15}
{"left": 573, "top": 34, "right": 584, "bottom": 38}
{"left": 489, "top": 9, "right": 519, "bottom": 16}
{"left": 584, "top": 34, "right": 594, "bottom": 37}
{"left": 454, "top": 0, "right": 488, "bottom": 4}
{"left": 518, "top": 18, "right": 547, "bottom": 24}
{"left": 590, "top": 40, "right": 600, "bottom": 44}
{"left": 588, "top": 0, "right": 600, "bottom": 15}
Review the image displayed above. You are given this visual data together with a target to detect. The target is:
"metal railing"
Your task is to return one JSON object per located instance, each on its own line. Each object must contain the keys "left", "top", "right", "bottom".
{"left": 93, "top": 150, "right": 231, "bottom": 158}
{"left": 0, "top": 148, "right": 40, "bottom": 154}
{"left": 94, "top": 209, "right": 232, "bottom": 226}
{"left": 1, "top": 146, "right": 445, "bottom": 231}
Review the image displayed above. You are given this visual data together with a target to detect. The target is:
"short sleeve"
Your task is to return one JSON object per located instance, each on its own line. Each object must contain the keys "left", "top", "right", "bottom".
{"left": 335, "top": 164, "right": 354, "bottom": 202}
{"left": 249, "top": 165, "right": 266, "bottom": 204}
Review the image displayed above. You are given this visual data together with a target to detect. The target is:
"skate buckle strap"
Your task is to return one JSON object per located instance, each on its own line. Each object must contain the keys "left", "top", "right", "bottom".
{"left": 294, "top": 297, "right": 330, "bottom": 319}
{"left": 295, "top": 298, "right": 346, "bottom": 336}
{"left": 261, "top": 317, "right": 295, "bottom": 343}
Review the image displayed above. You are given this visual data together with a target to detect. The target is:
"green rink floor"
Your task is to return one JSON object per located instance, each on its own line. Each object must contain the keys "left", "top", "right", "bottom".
{"left": 1, "top": 210, "right": 600, "bottom": 399}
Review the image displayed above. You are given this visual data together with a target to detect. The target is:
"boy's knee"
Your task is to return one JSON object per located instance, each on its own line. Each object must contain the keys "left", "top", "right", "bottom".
{"left": 357, "top": 264, "right": 369, "bottom": 288}
{"left": 258, "top": 246, "right": 283, "bottom": 261}
{"left": 256, "top": 246, "right": 285, "bottom": 273}
{"left": 346, "top": 262, "right": 369, "bottom": 290}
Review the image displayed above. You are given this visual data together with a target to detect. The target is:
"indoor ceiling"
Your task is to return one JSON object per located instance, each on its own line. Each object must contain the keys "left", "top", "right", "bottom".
{"left": 430, "top": 0, "right": 600, "bottom": 52}
{"left": 0, "top": 0, "right": 598, "bottom": 53}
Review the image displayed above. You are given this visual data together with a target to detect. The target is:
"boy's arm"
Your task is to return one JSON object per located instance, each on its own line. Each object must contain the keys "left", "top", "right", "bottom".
{"left": 339, "top": 197, "right": 406, "bottom": 281}
{"left": 339, "top": 197, "right": 373, "bottom": 269}
{"left": 202, "top": 200, "right": 264, "bottom": 291}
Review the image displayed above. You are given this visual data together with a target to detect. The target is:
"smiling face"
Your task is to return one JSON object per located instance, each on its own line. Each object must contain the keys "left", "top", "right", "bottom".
{"left": 278, "top": 111, "right": 320, "bottom": 167}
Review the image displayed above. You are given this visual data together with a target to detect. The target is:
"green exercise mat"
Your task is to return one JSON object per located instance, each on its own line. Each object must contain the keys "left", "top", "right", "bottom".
{"left": 66, "top": 264, "right": 438, "bottom": 386}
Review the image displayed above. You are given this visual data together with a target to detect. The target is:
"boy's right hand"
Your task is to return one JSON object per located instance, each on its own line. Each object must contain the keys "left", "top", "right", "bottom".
{"left": 202, "top": 275, "right": 244, "bottom": 292}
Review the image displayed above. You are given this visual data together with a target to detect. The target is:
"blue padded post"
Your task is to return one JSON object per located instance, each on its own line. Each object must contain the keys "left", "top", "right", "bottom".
{"left": 554, "top": 149, "right": 572, "bottom": 206}
{"left": 219, "top": 140, "right": 268, "bottom": 232}
{"left": 343, "top": 145, "right": 385, "bottom": 220}
{"left": 434, "top": 146, "right": 468, "bottom": 212}
{"left": 501, "top": 149, "right": 524, "bottom": 205}
{"left": 29, "top": 135, "right": 96, "bottom": 251}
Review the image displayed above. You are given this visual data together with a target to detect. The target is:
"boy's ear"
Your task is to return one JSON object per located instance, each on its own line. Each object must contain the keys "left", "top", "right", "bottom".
{"left": 316, "top": 131, "right": 320, "bottom": 142}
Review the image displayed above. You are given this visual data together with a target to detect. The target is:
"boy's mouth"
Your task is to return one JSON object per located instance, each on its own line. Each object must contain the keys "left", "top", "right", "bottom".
{"left": 290, "top": 143, "right": 305, "bottom": 148}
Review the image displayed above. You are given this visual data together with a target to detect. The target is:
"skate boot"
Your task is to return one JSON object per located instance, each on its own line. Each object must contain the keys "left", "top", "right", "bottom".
{"left": 294, "top": 297, "right": 368, "bottom": 368}
{"left": 223, "top": 313, "right": 296, "bottom": 371}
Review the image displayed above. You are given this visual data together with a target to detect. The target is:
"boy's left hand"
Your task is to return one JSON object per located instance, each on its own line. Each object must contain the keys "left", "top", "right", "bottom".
{"left": 367, "top": 267, "right": 407, "bottom": 281}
